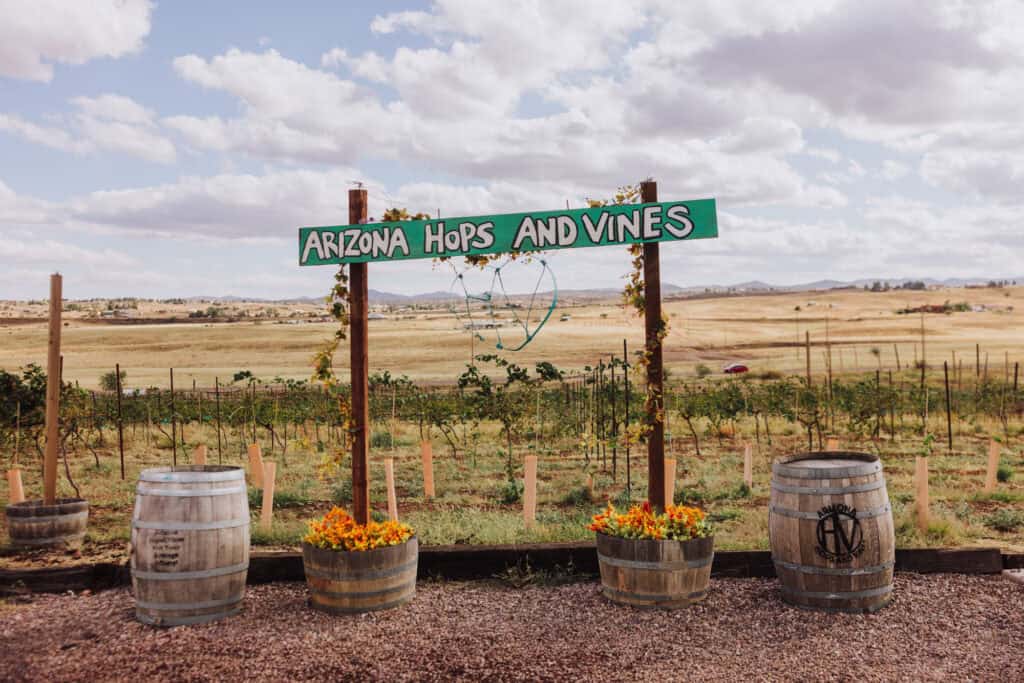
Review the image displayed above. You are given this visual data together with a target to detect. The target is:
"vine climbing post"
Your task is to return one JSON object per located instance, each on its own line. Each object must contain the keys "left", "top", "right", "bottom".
{"left": 349, "top": 187, "right": 371, "bottom": 525}
{"left": 641, "top": 179, "right": 666, "bottom": 511}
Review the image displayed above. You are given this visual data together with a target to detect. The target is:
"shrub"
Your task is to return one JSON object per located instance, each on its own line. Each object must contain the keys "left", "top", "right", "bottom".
{"left": 561, "top": 485, "right": 592, "bottom": 507}
{"left": 496, "top": 478, "right": 524, "bottom": 505}
{"left": 332, "top": 479, "right": 353, "bottom": 505}
{"left": 984, "top": 509, "right": 1024, "bottom": 533}
{"left": 370, "top": 431, "right": 393, "bottom": 449}
{"left": 996, "top": 464, "right": 1013, "bottom": 483}
{"left": 752, "top": 370, "right": 783, "bottom": 381}
{"left": 99, "top": 369, "right": 126, "bottom": 392}
{"left": 695, "top": 363, "right": 712, "bottom": 378}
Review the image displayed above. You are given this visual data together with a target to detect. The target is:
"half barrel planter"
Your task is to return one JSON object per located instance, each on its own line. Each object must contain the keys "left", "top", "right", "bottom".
{"left": 302, "top": 537, "right": 418, "bottom": 614}
{"left": 596, "top": 532, "right": 715, "bottom": 609}
{"left": 769, "top": 451, "right": 895, "bottom": 613}
{"left": 131, "top": 466, "right": 250, "bottom": 626}
{"left": 5, "top": 498, "right": 88, "bottom": 549}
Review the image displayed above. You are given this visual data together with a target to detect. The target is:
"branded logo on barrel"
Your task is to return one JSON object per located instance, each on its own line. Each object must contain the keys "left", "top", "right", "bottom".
{"left": 815, "top": 503, "right": 864, "bottom": 562}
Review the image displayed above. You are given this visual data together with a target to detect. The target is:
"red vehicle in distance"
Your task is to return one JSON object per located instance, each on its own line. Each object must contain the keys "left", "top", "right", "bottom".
{"left": 723, "top": 363, "right": 749, "bottom": 374}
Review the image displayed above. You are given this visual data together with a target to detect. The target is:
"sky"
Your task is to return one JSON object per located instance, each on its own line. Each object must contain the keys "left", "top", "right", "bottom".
{"left": 1, "top": 0, "right": 1022, "bottom": 300}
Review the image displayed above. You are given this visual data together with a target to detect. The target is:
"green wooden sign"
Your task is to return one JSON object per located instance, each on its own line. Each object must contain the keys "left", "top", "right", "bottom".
{"left": 299, "top": 199, "right": 717, "bottom": 266}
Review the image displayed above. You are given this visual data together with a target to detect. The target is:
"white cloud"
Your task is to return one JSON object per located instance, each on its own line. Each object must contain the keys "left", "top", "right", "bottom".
{"left": 881, "top": 160, "right": 911, "bottom": 181}
{"left": 0, "top": 94, "right": 175, "bottom": 163}
{"left": 0, "top": 0, "right": 153, "bottom": 82}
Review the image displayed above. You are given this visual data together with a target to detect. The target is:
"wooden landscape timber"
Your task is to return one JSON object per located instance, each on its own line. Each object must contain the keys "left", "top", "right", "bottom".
{"left": 0, "top": 545, "right": 1009, "bottom": 597}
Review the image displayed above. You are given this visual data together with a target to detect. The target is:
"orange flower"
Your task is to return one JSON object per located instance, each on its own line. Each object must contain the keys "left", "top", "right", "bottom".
{"left": 303, "top": 506, "right": 414, "bottom": 552}
{"left": 589, "top": 501, "right": 710, "bottom": 541}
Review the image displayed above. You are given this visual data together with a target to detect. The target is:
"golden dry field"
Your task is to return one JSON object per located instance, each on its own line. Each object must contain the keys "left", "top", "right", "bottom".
{"left": 1, "top": 284, "right": 1021, "bottom": 389}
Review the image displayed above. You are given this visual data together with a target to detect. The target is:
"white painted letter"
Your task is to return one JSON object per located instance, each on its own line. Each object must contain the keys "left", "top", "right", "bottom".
{"left": 424, "top": 222, "right": 444, "bottom": 254}
{"left": 665, "top": 204, "right": 694, "bottom": 238}
{"left": 301, "top": 231, "right": 325, "bottom": 263}
{"left": 512, "top": 217, "right": 539, "bottom": 250}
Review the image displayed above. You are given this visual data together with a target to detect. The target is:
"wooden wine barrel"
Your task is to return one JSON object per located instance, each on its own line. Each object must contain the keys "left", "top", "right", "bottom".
{"left": 596, "top": 532, "right": 714, "bottom": 609}
{"left": 769, "top": 451, "right": 895, "bottom": 613}
{"left": 5, "top": 498, "right": 88, "bottom": 549}
{"left": 131, "top": 466, "right": 250, "bottom": 626}
{"left": 302, "top": 537, "right": 418, "bottom": 614}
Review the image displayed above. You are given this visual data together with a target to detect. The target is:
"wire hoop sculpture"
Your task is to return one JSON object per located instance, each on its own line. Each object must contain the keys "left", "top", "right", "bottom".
{"left": 449, "top": 256, "right": 558, "bottom": 351}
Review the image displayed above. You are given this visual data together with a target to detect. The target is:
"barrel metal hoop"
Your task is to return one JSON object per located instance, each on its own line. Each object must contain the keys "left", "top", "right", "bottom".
{"left": 311, "top": 580, "right": 416, "bottom": 600}
{"left": 136, "top": 606, "right": 242, "bottom": 627}
{"left": 132, "top": 518, "right": 250, "bottom": 531}
{"left": 770, "top": 480, "right": 885, "bottom": 495}
{"left": 304, "top": 558, "right": 418, "bottom": 581}
{"left": 780, "top": 584, "right": 893, "bottom": 600}
{"left": 772, "top": 462, "right": 881, "bottom": 479}
{"left": 772, "top": 559, "right": 895, "bottom": 576}
{"left": 769, "top": 504, "right": 891, "bottom": 520}
{"left": 135, "top": 486, "right": 246, "bottom": 498}
{"left": 138, "top": 470, "right": 244, "bottom": 484}
{"left": 597, "top": 552, "right": 714, "bottom": 571}
{"left": 132, "top": 561, "right": 249, "bottom": 581}
{"left": 601, "top": 585, "right": 708, "bottom": 603}
{"left": 10, "top": 532, "right": 85, "bottom": 546}
{"left": 136, "top": 595, "right": 243, "bottom": 611}
{"left": 8, "top": 511, "right": 89, "bottom": 524}
{"left": 308, "top": 593, "right": 414, "bottom": 614}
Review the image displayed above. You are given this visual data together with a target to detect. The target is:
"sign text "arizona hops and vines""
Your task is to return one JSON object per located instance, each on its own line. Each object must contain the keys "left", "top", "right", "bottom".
{"left": 298, "top": 199, "right": 717, "bottom": 266}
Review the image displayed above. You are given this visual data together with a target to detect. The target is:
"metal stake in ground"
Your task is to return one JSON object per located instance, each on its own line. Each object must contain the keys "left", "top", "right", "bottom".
{"left": 115, "top": 363, "right": 125, "bottom": 479}
{"left": 349, "top": 187, "right": 371, "bottom": 525}
{"left": 43, "top": 273, "right": 62, "bottom": 505}
{"left": 641, "top": 179, "right": 666, "bottom": 511}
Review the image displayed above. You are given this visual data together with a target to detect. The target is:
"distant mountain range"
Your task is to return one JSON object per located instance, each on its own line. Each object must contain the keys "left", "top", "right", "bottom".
{"left": 184, "top": 276, "right": 1021, "bottom": 305}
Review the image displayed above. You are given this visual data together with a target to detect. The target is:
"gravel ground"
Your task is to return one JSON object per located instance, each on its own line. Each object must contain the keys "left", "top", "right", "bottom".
{"left": 1, "top": 574, "right": 1021, "bottom": 682}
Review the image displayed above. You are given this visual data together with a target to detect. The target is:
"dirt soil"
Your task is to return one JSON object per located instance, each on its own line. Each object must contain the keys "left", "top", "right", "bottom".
{"left": 1, "top": 574, "right": 1021, "bottom": 682}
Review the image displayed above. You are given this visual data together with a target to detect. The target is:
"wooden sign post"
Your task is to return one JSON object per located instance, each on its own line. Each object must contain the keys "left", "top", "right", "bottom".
{"left": 349, "top": 188, "right": 371, "bottom": 525}
{"left": 523, "top": 455, "right": 538, "bottom": 528}
{"left": 641, "top": 180, "right": 668, "bottom": 511}
{"left": 43, "top": 273, "right": 62, "bottom": 505}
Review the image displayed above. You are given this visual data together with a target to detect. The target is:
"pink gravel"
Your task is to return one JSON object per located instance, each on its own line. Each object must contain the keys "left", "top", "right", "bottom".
{"left": 1, "top": 574, "right": 1022, "bottom": 682}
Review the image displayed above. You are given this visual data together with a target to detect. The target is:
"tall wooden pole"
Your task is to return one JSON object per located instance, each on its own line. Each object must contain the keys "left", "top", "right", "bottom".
{"left": 43, "top": 274, "right": 62, "bottom": 505}
{"left": 349, "top": 187, "right": 371, "bottom": 525}
{"left": 640, "top": 180, "right": 666, "bottom": 511}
